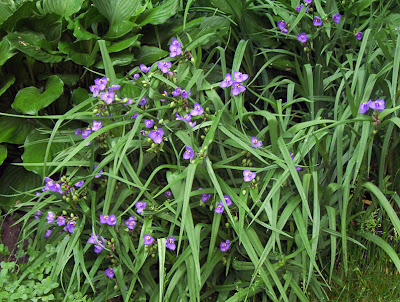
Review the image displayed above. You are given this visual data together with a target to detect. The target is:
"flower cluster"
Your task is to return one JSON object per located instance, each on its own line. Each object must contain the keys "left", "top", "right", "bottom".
{"left": 100, "top": 214, "right": 117, "bottom": 226}
{"left": 169, "top": 38, "right": 182, "bottom": 57}
{"left": 251, "top": 137, "right": 262, "bottom": 148}
{"left": 220, "top": 71, "right": 249, "bottom": 96}
{"left": 215, "top": 195, "right": 232, "bottom": 214}
{"left": 243, "top": 169, "right": 256, "bottom": 182}
{"left": 42, "top": 177, "right": 63, "bottom": 194}
{"left": 135, "top": 201, "right": 147, "bottom": 214}
{"left": 198, "top": 187, "right": 211, "bottom": 202}
{"left": 359, "top": 99, "right": 385, "bottom": 114}
{"left": 89, "top": 77, "right": 121, "bottom": 104}
{"left": 183, "top": 146, "right": 195, "bottom": 160}
{"left": 88, "top": 233, "right": 108, "bottom": 254}
{"left": 75, "top": 120, "right": 103, "bottom": 146}
{"left": 220, "top": 239, "right": 231, "bottom": 252}
{"left": 46, "top": 211, "right": 77, "bottom": 234}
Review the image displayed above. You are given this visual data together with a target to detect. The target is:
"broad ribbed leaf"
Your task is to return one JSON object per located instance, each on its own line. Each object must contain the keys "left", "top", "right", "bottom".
{"left": 43, "top": 0, "right": 85, "bottom": 17}
{"left": 135, "top": 46, "right": 168, "bottom": 65}
{"left": 0, "top": 38, "right": 15, "bottom": 66}
{"left": 58, "top": 41, "right": 98, "bottom": 66}
{"left": 0, "top": 145, "right": 7, "bottom": 166}
{"left": 0, "top": 74, "right": 15, "bottom": 96}
{"left": 93, "top": 0, "right": 141, "bottom": 26}
{"left": 137, "top": 0, "right": 178, "bottom": 26}
{"left": 0, "top": 116, "right": 36, "bottom": 144}
{"left": 107, "top": 34, "right": 141, "bottom": 52}
{"left": 12, "top": 75, "right": 64, "bottom": 115}
{"left": 0, "top": 2, "right": 13, "bottom": 26}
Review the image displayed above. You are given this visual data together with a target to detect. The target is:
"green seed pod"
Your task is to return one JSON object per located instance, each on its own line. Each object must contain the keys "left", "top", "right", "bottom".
{"left": 73, "top": 195, "right": 79, "bottom": 202}
{"left": 242, "top": 190, "right": 246, "bottom": 195}
{"left": 62, "top": 210, "right": 67, "bottom": 215}
{"left": 66, "top": 197, "right": 71, "bottom": 202}
{"left": 158, "top": 119, "right": 163, "bottom": 124}
{"left": 225, "top": 222, "right": 230, "bottom": 228}
{"left": 70, "top": 213, "right": 74, "bottom": 218}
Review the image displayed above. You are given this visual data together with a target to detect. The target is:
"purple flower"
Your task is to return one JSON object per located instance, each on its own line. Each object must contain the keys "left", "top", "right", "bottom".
{"left": 221, "top": 195, "right": 232, "bottom": 207}
{"left": 367, "top": 99, "right": 385, "bottom": 111}
{"left": 140, "top": 64, "right": 150, "bottom": 73}
{"left": 94, "top": 77, "right": 108, "bottom": 91}
{"left": 313, "top": 16, "right": 322, "bottom": 26}
{"left": 220, "top": 73, "right": 233, "bottom": 88}
{"left": 181, "top": 90, "right": 190, "bottom": 99}
{"left": 135, "top": 201, "right": 147, "bottom": 214}
{"left": 281, "top": 28, "right": 288, "bottom": 34}
{"left": 42, "top": 178, "right": 63, "bottom": 194}
{"left": 165, "top": 190, "right": 173, "bottom": 198}
{"left": 100, "top": 214, "right": 110, "bottom": 224}
{"left": 297, "top": 33, "right": 308, "bottom": 43}
{"left": 296, "top": 4, "right": 304, "bottom": 12}
{"left": 82, "top": 128, "right": 91, "bottom": 140}
{"left": 332, "top": 14, "right": 341, "bottom": 24}
{"left": 355, "top": 31, "right": 363, "bottom": 40}
{"left": 57, "top": 216, "right": 66, "bottom": 226}
{"left": 105, "top": 268, "right": 114, "bottom": 278}
{"left": 132, "top": 113, "right": 139, "bottom": 119}
{"left": 158, "top": 61, "right": 172, "bottom": 73}
{"left": 88, "top": 233, "right": 99, "bottom": 244}
{"left": 92, "top": 120, "right": 102, "bottom": 132}
{"left": 220, "top": 240, "right": 230, "bottom": 252}
{"left": 172, "top": 87, "right": 181, "bottom": 97}
{"left": 277, "top": 21, "right": 286, "bottom": 30}
{"left": 359, "top": 102, "right": 369, "bottom": 114}
{"left": 183, "top": 146, "right": 194, "bottom": 160}
{"left": 108, "top": 214, "right": 117, "bottom": 226}
{"left": 94, "top": 244, "right": 104, "bottom": 254}
{"left": 148, "top": 128, "right": 164, "bottom": 144}
{"left": 46, "top": 211, "right": 56, "bottom": 223}
{"left": 169, "top": 44, "right": 182, "bottom": 57}
{"left": 45, "top": 229, "right": 52, "bottom": 238}
{"left": 171, "top": 38, "right": 181, "bottom": 47}
{"left": 90, "top": 85, "right": 100, "bottom": 97}
{"left": 304, "top": 0, "right": 313, "bottom": 3}
{"left": 34, "top": 210, "right": 42, "bottom": 220}
{"left": 125, "top": 216, "right": 137, "bottom": 230}
{"left": 75, "top": 181, "right": 84, "bottom": 188}
{"left": 108, "top": 84, "right": 120, "bottom": 91}
{"left": 243, "top": 169, "right": 256, "bottom": 182}
{"left": 175, "top": 112, "right": 192, "bottom": 123}
{"left": 190, "top": 103, "right": 204, "bottom": 116}
{"left": 214, "top": 203, "right": 224, "bottom": 214}
{"left": 160, "top": 91, "right": 168, "bottom": 102}
{"left": 290, "top": 153, "right": 303, "bottom": 171}
{"left": 64, "top": 221, "right": 76, "bottom": 233}
{"left": 75, "top": 129, "right": 82, "bottom": 135}
{"left": 100, "top": 91, "right": 115, "bottom": 104}
{"left": 199, "top": 188, "right": 211, "bottom": 202}
{"left": 251, "top": 137, "right": 262, "bottom": 148}
{"left": 144, "top": 234, "right": 154, "bottom": 245}
{"left": 231, "top": 82, "right": 246, "bottom": 96}
{"left": 233, "top": 71, "right": 249, "bottom": 83}
{"left": 166, "top": 236, "right": 176, "bottom": 250}
{"left": 94, "top": 165, "right": 103, "bottom": 178}
{"left": 144, "top": 119, "right": 154, "bottom": 128}
{"left": 139, "top": 97, "right": 147, "bottom": 106}
{"left": 133, "top": 73, "right": 140, "bottom": 80}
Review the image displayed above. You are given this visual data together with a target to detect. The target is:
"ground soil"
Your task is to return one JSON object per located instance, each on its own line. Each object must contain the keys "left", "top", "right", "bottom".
{"left": 0, "top": 213, "right": 24, "bottom": 263}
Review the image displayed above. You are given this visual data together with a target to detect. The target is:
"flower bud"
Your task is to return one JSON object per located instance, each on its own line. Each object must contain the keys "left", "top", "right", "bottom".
{"left": 62, "top": 210, "right": 67, "bottom": 215}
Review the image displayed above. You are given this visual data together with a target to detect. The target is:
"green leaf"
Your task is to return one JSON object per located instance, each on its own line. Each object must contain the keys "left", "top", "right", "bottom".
{"left": 92, "top": 0, "right": 141, "bottom": 26}
{"left": 94, "top": 52, "right": 135, "bottom": 68}
{"left": 0, "top": 116, "right": 36, "bottom": 144}
{"left": 107, "top": 34, "right": 141, "bottom": 53}
{"left": 0, "top": 2, "right": 13, "bottom": 26}
{"left": 12, "top": 75, "right": 64, "bottom": 115}
{"left": 43, "top": 0, "right": 85, "bottom": 17}
{"left": 71, "top": 88, "right": 89, "bottom": 105}
{"left": 135, "top": 46, "right": 168, "bottom": 65}
{"left": 0, "top": 38, "right": 15, "bottom": 66}
{"left": 104, "top": 20, "right": 137, "bottom": 39}
{"left": 0, "top": 74, "right": 15, "bottom": 97}
{"left": 58, "top": 41, "right": 98, "bottom": 66}
{"left": 137, "top": 0, "right": 179, "bottom": 26}
{"left": 69, "top": 19, "right": 100, "bottom": 41}
{"left": 7, "top": 32, "right": 64, "bottom": 63}
{"left": 21, "top": 131, "right": 64, "bottom": 175}
{"left": 0, "top": 145, "right": 7, "bottom": 166}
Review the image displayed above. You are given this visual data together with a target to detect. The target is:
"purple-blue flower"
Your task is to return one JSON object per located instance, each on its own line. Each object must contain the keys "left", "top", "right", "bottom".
{"left": 64, "top": 221, "right": 76, "bottom": 233}
{"left": 165, "top": 190, "right": 173, "bottom": 198}
{"left": 158, "top": 61, "right": 172, "bottom": 73}
{"left": 125, "top": 216, "right": 137, "bottom": 230}
{"left": 297, "top": 33, "right": 308, "bottom": 43}
{"left": 160, "top": 91, "right": 168, "bottom": 102}
{"left": 243, "top": 169, "right": 256, "bottom": 182}
{"left": 332, "top": 14, "right": 341, "bottom": 24}
{"left": 181, "top": 90, "right": 190, "bottom": 99}
{"left": 251, "top": 137, "right": 262, "bottom": 148}
{"left": 90, "top": 85, "right": 99, "bottom": 97}
{"left": 47, "top": 211, "right": 56, "bottom": 223}
{"left": 355, "top": 32, "right": 363, "bottom": 40}
{"left": 105, "top": 268, "right": 114, "bottom": 278}
{"left": 166, "top": 236, "right": 176, "bottom": 250}
{"left": 94, "top": 165, "right": 103, "bottom": 178}
{"left": 139, "top": 97, "right": 147, "bottom": 106}
{"left": 220, "top": 240, "right": 230, "bottom": 252}
{"left": 171, "top": 38, "right": 181, "bottom": 47}
{"left": 304, "top": 0, "right": 313, "bottom": 3}
{"left": 108, "top": 84, "right": 120, "bottom": 91}
{"left": 34, "top": 210, "right": 42, "bottom": 220}
{"left": 140, "top": 64, "right": 150, "bottom": 73}
{"left": 75, "top": 129, "right": 82, "bottom": 135}
{"left": 144, "top": 234, "right": 154, "bottom": 245}
{"left": 221, "top": 195, "right": 232, "bottom": 206}
{"left": 148, "top": 128, "right": 164, "bottom": 144}
{"left": 94, "top": 77, "right": 108, "bottom": 91}
{"left": 215, "top": 203, "right": 224, "bottom": 214}
{"left": 144, "top": 119, "right": 154, "bottom": 128}
{"left": 281, "top": 28, "right": 288, "bottom": 33}
{"left": 233, "top": 71, "right": 249, "bottom": 83}
{"left": 313, "top": 16, "right": 322, "bottom": 26}
{"left": 296, "top": 4, "right": 304, "bottom": 12}
{"left": 359, "top": 102, "right": 369, "bottom": 114}
{"left": 57, "top": 216, "right": 66, "bottom": 226}
{"left": 88, "top": 233, "right": 99, "bottom": 244}
{"left": 43, "top": 177, "right": 63, "bottom": 194}
{"left": 277, "top": 21, "right": 286, "bottom": 30}
{"left": 135, "top": 201, "right": 147, "bottom": 214}
{"left": 190, "top": 103, "right": 204, "bottom": 116}
{"left": 199, "top": 188, "right": 211, "bottom": 202}
{"left": 92, "top": 120, "right": 102, "bottom": 132}
{"left": 183, "top": 146, "right": 194, "bottom": 160}
{"left": 172, "top": 87, "right": 181, "bottom": 97}
{"left": 169, "top": 44, "right": 182, "bottom": 57}
{"left": 367, "top": 99, "right": 385, "bottom": 111}
{"left": 81, "top": 128, "right": 91, "bottom": 140}
{"left": 45, "top": 229, "right": 52, "bottom": 238}
{"left": 231, "top": 82, "right": 246, "bottom": 96}
{"left": 220, "top": 73, "right": 233, "bottom": 88}
{"left": 100, "top": 91, "right": 114, "bottom": 104}
{"left": 133, "top": 73, "right": 140, "bottom": 80}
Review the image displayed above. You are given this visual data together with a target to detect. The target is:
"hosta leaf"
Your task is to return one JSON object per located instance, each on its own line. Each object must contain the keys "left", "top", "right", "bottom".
{"left": 0, "top": 145, "right": 7, "bottom": 166}
{"left": 104, "top": 20, "right": 137, "bottom": 39}
{"left": 43, "top": 0, "right": 85, "bottom": 17}
{"left": 69, "top": 20, "right": 100, "bottom": 41}
{"left": 22, "top": 131, "right": 64, "bottom": 175}
{"left": 0, "top": 116, "right": 36, "bottom": 144}
{"left": 58, "top": 41, "right": 98, "bottom": 66}
{"left": 0, "top": 74, "right": 15, "bottom": 97}
{"left": 137, "top": 0, "right": 179, "bottom": 26}
{"left": 93, "top": 0, "right": 141, "bottom": 26}
{"left": 135, "top": 46, "right": 168, "bottom": 65}
{"left": 107, "top": 34, "right": 141, "bottom": 53}
{"left": 0, "top": 38, "right": 15, "bottom": 66}
{"left": 94, "top": 52, "right": 135, "bottom": 68}
{"left": 12, "top": 75, "right": 64, "bottom": 115}
{"left": 0, "top": 2, "right": 13, "bottom": 26}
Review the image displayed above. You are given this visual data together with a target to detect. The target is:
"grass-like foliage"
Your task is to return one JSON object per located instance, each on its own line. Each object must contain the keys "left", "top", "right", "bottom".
{"left": 1, "top": 0, "right": 400, "bottom": 301}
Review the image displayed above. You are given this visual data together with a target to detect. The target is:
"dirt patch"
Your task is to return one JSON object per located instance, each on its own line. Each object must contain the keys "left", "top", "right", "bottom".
{"left": 0, "top": 213, "right": 24, "bottom": 263}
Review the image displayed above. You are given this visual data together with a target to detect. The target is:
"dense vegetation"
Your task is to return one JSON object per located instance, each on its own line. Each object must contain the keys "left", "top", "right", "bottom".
{"left": 1, "top": 0, "right": 400, "bottom": 301}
